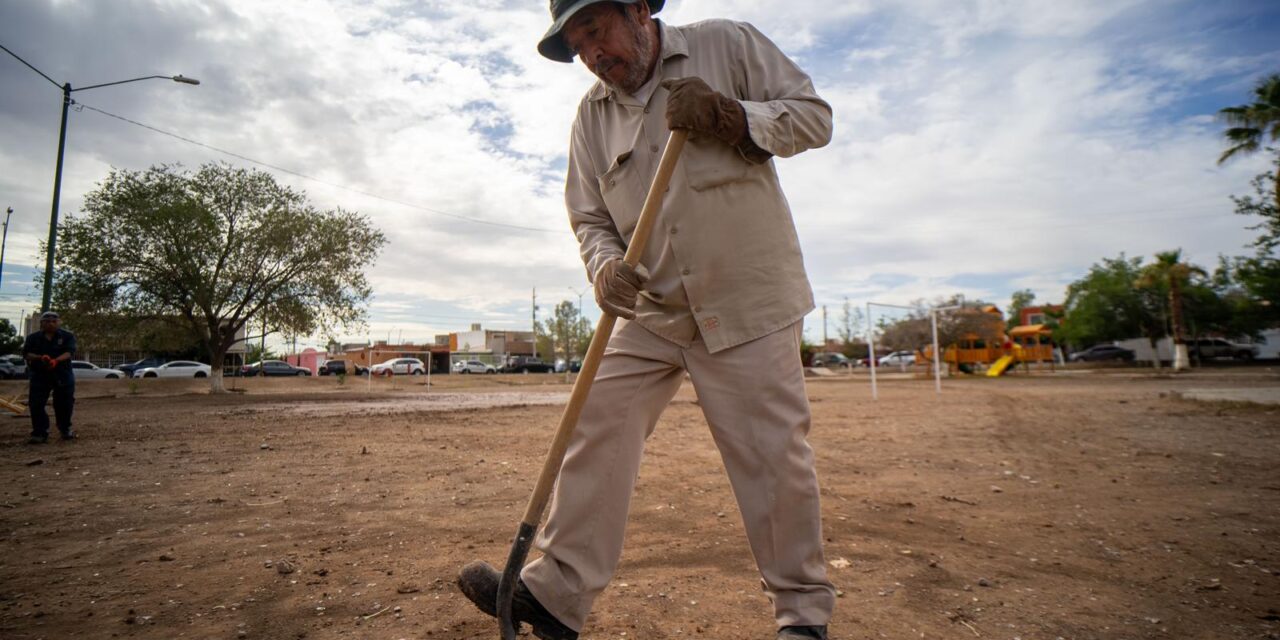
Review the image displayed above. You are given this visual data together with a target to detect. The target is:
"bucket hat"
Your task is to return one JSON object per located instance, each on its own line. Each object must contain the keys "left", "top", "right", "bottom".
{"left": 538, "top": 0, "right": 665, "bottom": 63}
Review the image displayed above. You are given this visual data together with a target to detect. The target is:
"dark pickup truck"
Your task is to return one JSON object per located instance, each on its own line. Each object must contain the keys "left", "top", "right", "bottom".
{"left": 502, "top": 356, "right": 555, "bottom": 373}
{"left": 318, "top": 359, "right": 366, "bottom": 375}
{"left": 1189, "top": 338, "right": 1258, "bottom": 361}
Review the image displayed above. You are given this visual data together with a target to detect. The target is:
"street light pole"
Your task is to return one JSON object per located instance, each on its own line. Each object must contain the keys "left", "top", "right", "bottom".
{"left": 0, "top": 207, "right": 13, "bottom": 293}
{"left": 37, "top": 74, "right": 200, "bottom": 312}
{"left": 42, "top": 82, "right": 72, "bottom": 313}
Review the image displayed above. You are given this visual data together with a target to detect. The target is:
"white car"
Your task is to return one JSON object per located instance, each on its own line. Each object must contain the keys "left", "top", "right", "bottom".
{"left": 452, "top": 359, "right": 497, "bottom": 374}
{"left": 133, "top": 360, "right": 212, "bottom": 378}
{"left": 877, "top": 351, "right": 917, "bottom": 367}
{"left": 370, "top": 357, "right": 426, "bottom": 376}
{"left": 0, "top": 354, "right": 27, "bottom": 378}
{"left": 71, "top": 360, "right": 126, "bottom": 379}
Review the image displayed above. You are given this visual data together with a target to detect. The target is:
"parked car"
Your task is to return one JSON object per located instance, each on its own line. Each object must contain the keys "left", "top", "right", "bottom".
{"left": 810, "top": 352, "right": 852, "bottom": 368}
{"left": 554, "top": 358, "right": 583, "bottom": 373}
{"left": 1068, "top": 344, "right": 1135, "bottom": 362}
{"left": 0, "top": 360, "right": 18, "bottom": 379}
{"left": 1189, "top": 338, "right": 1258, "bottom": 361}
{"left": 70, "top": 360, "right": 126, "bottom": 379}
{"left": 117, "top": 357, "right": 166, "bottom": 377}
{"left": 241, "top": 359, "right": 312, "bottom": 377}
{"left": 370, "top": 358, "right": 426, "bottom": 376}
{"left": 877, "top": 351, "right": 917, "bottom": 367}
{"left": 503, "top": 356, "right": 554, "bottom": 373}
{"left": 453, "top": 359, "right": 497, "bottom": 374}
{"left": 318, "top": 359, "right": 364, "bottom": 376}
{"left": 133, "top": 360, "right": 212, "bottom": 378}
{"left": 0, "top": 354, "right": 27, "bottom": 379}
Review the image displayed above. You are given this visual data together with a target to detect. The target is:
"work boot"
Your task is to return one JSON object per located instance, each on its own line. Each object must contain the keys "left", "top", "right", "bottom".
{"left": 60, "top": 431, "right": 77, "bottom": 441}
{"left": 456, "top": 561, "right": 578, "bottom": 640}
{"left": 778, "top": 625, "right": 828, "bottom": 640}
{"left": 27, "top": 435, "right": 48, "bottom": 445}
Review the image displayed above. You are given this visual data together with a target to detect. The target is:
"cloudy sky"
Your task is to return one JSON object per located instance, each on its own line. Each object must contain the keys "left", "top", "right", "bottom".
{"left": 1, "top": 0, "right": 1277, "bottom": 349}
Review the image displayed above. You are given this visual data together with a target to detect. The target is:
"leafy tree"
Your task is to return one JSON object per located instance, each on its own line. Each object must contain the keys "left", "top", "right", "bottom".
{"left": 1059, "top": 255, "right": 1165, "bottom": 367}
{"left": 535, "top": 301, "right": 588, "bottom": 365}
{"left": 1006, "top": 289, "right": 1036, "bottom": 332}
{"left": 53, "top": 163, "right": 386, "bottom": 393}
{"left": 1224, "top": 255, "right": 1280, "bottom": 329}
{"left": 542, "top": 300, "right": 592, "bottom": 362}
{"left": 878, "top": 316, "right": 930, "bottom": 352}
{"left": 0, "top": 318, "right": 22, "bottom": 354}
{"left": 1230, "top": 156, "right": 1280, "bottom": 257}
{"left": 1218, "top": 73, "right": 1280, "bottom": 208}
{"left": 1136, "top": 249, "right": 1205, "bottom": 371}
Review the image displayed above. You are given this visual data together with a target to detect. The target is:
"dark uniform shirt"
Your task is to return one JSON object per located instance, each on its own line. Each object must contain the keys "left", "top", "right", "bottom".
{"left": 23, "top": 328, "right": 77, "bottom": 383}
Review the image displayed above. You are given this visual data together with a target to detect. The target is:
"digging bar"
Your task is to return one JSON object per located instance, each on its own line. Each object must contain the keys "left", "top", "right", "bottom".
{"left": 494, "top": 128, "right": 689, "bottom": 639}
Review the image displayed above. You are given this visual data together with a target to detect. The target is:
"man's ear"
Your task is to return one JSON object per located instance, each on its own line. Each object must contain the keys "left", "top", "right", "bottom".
{"left": 630, "top": 1, "right": 652, "bottom": 24}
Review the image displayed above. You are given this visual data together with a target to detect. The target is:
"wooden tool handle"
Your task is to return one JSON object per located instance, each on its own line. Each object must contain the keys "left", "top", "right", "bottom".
{"left": 521, "top": 129, "right": 688, "bottom": 526}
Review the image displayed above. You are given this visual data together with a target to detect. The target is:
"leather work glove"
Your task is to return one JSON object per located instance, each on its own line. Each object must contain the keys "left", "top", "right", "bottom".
{"left": 594, "top": 258, "right": 650, "bottom": 320}
{"left": 41, "top": 355, "right": 56, "bottom": 370}
{"left": 661, "top": 77, "right": 748, "bottom": 146}
{"left": 660, "top": 77, "right": 771, "bottom": 163}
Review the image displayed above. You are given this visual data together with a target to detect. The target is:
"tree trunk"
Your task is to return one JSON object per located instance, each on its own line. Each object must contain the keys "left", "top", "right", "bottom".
{"left": 1169, "top": 282, "right": 1188, "bottom": 371}
{"left": 209, "top": 344, "right": 228, "bottom": 394}
{"left": 1273, "top": 164, "right": 1279, "bottom": 214}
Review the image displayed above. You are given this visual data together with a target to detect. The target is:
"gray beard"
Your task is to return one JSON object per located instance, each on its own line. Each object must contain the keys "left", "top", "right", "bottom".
{"left": 603, "top": 18, "right": 654, "bottom": 95}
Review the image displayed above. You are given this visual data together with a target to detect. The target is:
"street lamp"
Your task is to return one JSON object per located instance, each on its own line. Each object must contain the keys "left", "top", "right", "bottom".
{"left": 3, "top": 42, "right": 199, "bottom": 312}
{"left": 41, "top": 73, "right": 201, "bottom": 312}
{"left": 0, "top": 207, "right": 12, "bottom": 293}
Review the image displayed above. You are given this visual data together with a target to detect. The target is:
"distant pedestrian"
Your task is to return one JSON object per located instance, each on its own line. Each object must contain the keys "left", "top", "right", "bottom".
{"left": 23, "top": 311, "right": 76, "bottom": 444}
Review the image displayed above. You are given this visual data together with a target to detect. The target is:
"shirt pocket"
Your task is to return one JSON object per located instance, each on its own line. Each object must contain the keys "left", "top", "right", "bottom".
{"left": 597, "top": 149, "right": 644, "bottom": 241}
{"left": 681, "top": 138, "right": 751, "bottom": 191}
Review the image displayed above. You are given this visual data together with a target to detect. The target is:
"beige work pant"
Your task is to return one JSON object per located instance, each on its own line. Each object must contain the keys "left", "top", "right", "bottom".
{"left": 522, "top": 320, "right": 835, "bottom": 631}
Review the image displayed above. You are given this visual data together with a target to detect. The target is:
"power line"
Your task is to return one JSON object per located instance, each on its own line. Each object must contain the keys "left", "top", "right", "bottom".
{"left": 73, "top": 101, "right": 564, "bottom": 234}
{"left": 0, "top": 43, "right": 62, "bottom": 89}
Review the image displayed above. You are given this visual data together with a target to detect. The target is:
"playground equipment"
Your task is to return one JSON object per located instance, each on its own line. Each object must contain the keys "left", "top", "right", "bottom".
{"left": 986, "top": 345, "right": 1024, "bottom": 377}
{"left": 920, "top": 307, "right": 1057, "bottom": 376}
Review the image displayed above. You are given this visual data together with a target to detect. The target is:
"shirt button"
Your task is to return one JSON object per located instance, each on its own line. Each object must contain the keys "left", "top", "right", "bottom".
{"left": 694, "top": 306, "right": 703, "bottom": 313}
{"left": 650, "top": 144, "right": 659, "bottom": 153}
{"left": 644, "top": 107, "right": 650, "bottom": 114}
{"left": 682, "top": 268, "right": 691, "bottom": 275}
{"left": 610, "top": 179, "right": 616, "bottom": 187}
{"left": 670, "top": 227, "right": 678, "bottom": 234}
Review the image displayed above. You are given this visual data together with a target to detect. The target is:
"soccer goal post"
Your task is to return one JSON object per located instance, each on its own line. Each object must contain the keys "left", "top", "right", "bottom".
{"left": 865, "top": 301, "right": 957, "bottom": 400}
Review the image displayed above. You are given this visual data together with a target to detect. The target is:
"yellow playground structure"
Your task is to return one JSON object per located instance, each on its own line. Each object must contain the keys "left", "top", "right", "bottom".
{"left": 920, "top": 306, "right": 1056, "bottom": 376}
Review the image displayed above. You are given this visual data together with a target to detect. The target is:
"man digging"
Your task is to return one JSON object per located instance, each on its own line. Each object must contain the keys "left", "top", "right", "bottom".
{"left": 458, "top": 1, "right": 835, "bottom": 638}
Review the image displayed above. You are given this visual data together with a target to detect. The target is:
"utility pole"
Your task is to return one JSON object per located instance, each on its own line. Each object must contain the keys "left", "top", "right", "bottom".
{"left": 0, "top": 207, "right": 12, "bottom": 293}
{"left": 531, "top": 287, "right": 538, "bottom": 359}
{"left": 822, "top": 305, "right": 828, "bottom": 348}
{"left": 569, "top": 285, "right": 590, "bottom": 360}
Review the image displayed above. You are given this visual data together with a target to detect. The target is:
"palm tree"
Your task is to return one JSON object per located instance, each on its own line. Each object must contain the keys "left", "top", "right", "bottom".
{"left": 1136, "top": 250, "right": 1205, "bottom": 371}
{"left": 1218, "top": 73, "right": 1280, "bottom": 208}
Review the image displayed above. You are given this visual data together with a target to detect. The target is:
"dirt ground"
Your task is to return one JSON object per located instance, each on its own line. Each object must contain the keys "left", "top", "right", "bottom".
{"left": 0, "top": 366, "right": 1277, "bottom": 640}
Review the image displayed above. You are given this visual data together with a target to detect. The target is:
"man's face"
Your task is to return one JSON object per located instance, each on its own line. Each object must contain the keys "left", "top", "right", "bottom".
{"left": 40, "top": 316, "right": 59, "bottom": 333}
{"left": 562, "top": 2, "right": 655, "bottom": 94}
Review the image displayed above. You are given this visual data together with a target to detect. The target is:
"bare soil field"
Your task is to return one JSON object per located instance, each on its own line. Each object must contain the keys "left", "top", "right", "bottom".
{"left": 1, "top": 367, "right": 1278, "bottom": 639}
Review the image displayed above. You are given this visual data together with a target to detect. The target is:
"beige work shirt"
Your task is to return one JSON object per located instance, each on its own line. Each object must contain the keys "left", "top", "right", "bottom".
{"left": 566, "top": 18, "right": 833, "bottom": 353}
